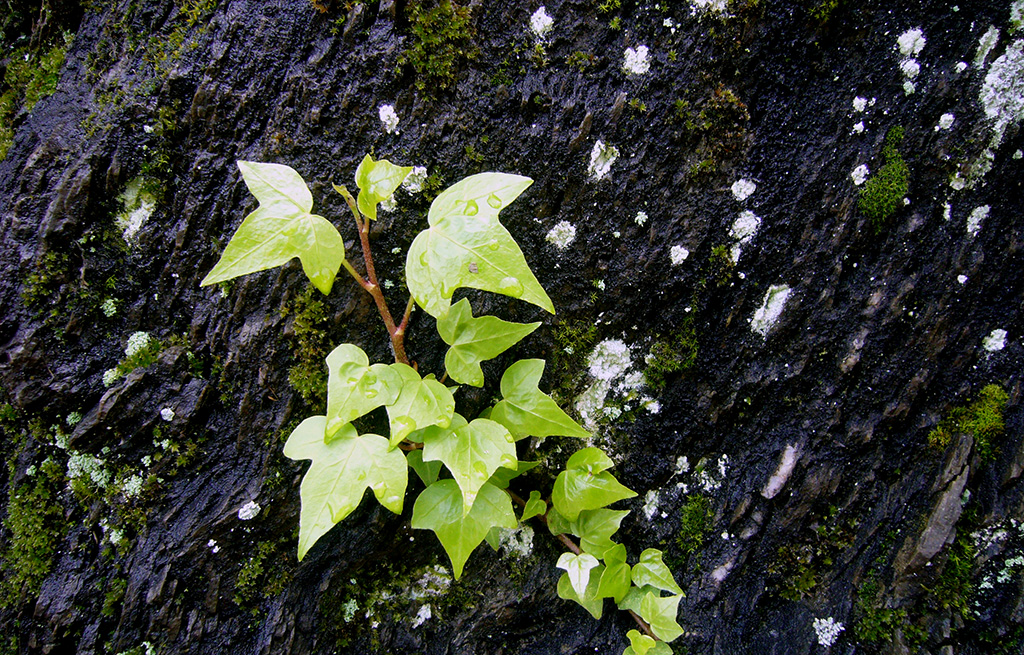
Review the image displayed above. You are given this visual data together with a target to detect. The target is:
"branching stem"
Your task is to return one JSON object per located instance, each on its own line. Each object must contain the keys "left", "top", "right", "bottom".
{"left": 507, "top": 491, "right": 657, "bottom": 641}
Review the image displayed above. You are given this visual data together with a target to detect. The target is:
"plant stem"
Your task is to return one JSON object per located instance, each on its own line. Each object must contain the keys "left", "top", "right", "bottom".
{"left": 336, "top": 185, "right": 410, "bottom": 365}
{"left": 507, "top": 491, "right": 658, "bottom": 641}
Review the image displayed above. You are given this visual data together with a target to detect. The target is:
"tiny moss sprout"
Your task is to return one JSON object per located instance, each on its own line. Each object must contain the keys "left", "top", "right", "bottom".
{"left": 859, "top": 127, "right": 909, "bottom": 232}
{"left": 202, "top": 156, "right": 686, "bottom": 647}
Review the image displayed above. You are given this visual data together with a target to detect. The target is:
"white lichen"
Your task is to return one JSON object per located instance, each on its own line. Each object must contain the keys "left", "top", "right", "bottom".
{"left": 852, "top": 121, "right": 865, "bottom": 134}
{"left": 975, "top": 26, "right": 1000, "bottom": 68}
{"left": 670, "top": 245, "right": 690, "bottom": 266}
{"left": 498, "top": 525, "right": 535, "bottom": 558}
{"left": 379, "top": 194, "right": 397, "bottom": 213}
{"left": 116, "top": 177, "right": 157, "bottom": 243}
{"left": 1012, "top": 0, "right": 1024, "bottom": 33}
{"left": 67, "top": 452, "right": 111, "bottom": 489}
{"left": 900, "top": 58, "right": 921, "bottom": 79}
{"left": 936, "top": 113, "right": 955, "bottom": 131}
{"left": 850, "top": 164, "right": 870, "bottom": 186}
{"left": 588, "top": 339, "right": 632, "bottom": 381}
{"left": 378, "top": 104, "right": 399, "bottom": 134}
{"left": 983, "top": 328, "right": 1008, "bottom": 352}
{"left": 635, "top": 210, "right": 648, "bottom": 226}
{"left": 853, "top": 96, "right": 868, "bottom": 112}
{"left": 101, "top": 298, "right": 118, "bottom": 317}
{"left": 967, "top": 205, "right": 990, "bottom": 237}
{"left": 66, "top": 411, "right": 82, "bottom": 426}
{"left": 412, "top": 604, "right": 432, "bottom": 628}
{"left": 122, "top": 474, "right": 144, "bottom": 499}
{"left": 731, "top": 178, "right": 757, "bottom": 201}
{"left": 981, "top": 40, "right": 1024, "bottom": 147}
{"left": 588, "top": 140, "right": 619, "bottom": 180}
{"left": 125, "top": 331, "right": 152, "bottom": 357}
{"left": 530, "top": 6, "right": 554, "bottom": 39}
{"left": 958, "top": 274, "right": 968, "bottom": 284}
{"left": 160, "top": 407, "right": 174, "bottom": 422}
{"left": 730, "top": 210, "right": 761, "bottom": 244}
{"left": 903, "top": 80, "right": 916, "bottom": 95}
{"left": 402, "top": 166, "right": 428, "bottom": 193}
{"left": 622, "top": 45, "right": 650, "bottom": 75}
{"left": 546, "top": 220, "right": 577, "bottom": 249}
{"left": 813, "top": 617, "right": 845, "bottom": 648}
{"left": 643, "top": 489, "right": 661, "bottom": 519}
{"left": 897, "top": 28, "right": 926, "bottom": 57}
{"left": 102, "top": 368, "right": 120, "bottom": 386}
{"left": 751, "top": 284, "right": 792, "bottom": 336}
{"left": 690, "top": 0, "right": 728, "bottom": 14}
{"left": 238, "top": 500, "right": 261, "bottom": 520}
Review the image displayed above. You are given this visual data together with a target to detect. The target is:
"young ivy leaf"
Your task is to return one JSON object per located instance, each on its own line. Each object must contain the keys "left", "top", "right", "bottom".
{"left": 573, "top": 508, "right": 630, "bottom": 559}
{"left": 556, "top": 565, "right": 605, "bottom": 619}
{"left": 405, "top": 172, "right": 554, "bottom": 318}
{"left": 556, "top": 552, "right": 601, "bottom": 597}
{"left": 354, "top": 154, "right": 413, "bottom": 221}
{"left": 631, "top": 548, "right": 683, "bottom": 595}
{"left": 411, "top": 480, "right": 516, "bottom": 579}
{"left": 488, "top": 460, "right": 540, "bottom": 490}
{"left": 422, "top": 417, "right": 518, "bottom": 514}
{"left": 385, "top": 363, "right": 455, "bottom": 448}
{"left": 406, "top": 449, "right": 442, "bottom": 486}
{"left": 200, "top": 161, "right": 345, "bottom": 295}
{"left": 283, "top": 416, "right": 408, "bottom": 560}
{"left": 436, "top": 298, "right": 540, "bottom": 387}
{"left": 639, "top": 592, "right": 685, "bottom": 642}
{"left": 623, "top": 630, "right": 673, "bottom": 655}
{"left": 490, "top": 359, "right": 590, "bottom": 439}
{"left": 325, "top": 344, "right": 402, "bottom": 438}
{"left": 597, "top": 562, "right": 632, "bottom": 604}
{"left": 551, "top": 447, "right": 637, "bottom": 522}
{"left": 521, "top": 490, "right": 546, "bottom": 522}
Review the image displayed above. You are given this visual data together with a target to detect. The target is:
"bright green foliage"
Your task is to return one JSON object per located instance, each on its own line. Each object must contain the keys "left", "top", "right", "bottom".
{"left": 384, "top": 363, "right": 454, "bottom": 446}
{"left": 421, "top": 415, "right": 517, "bottom": 513}
{"left": 552, "top": 447, "right": 637, "bottom": 521}
{"left": 201, "top": 161, "right": 345, "bottom": 294}
{"left": 1, "top": 35, "right": 70, "bottom": 160}
{"left": 283, "top": 418, "right": 407, "bottom": 559}
{"left": 624, "top": 629, "right": 673, "bottom": 655}
{"left": 204, "top": 157, "right": 681, "bottom": 647}
{"left": 491, "top": 359, "right": 590, "bottom": 439}
{"left": 399, "top": 0, "right": 476, "bottom": 91}
{"left": 437, "top": 299, "right": 540, "bottom": 386}
{"left": 411, "top": 480, "right": 516, "bottom": 579}
{"left": 353, "top": 154, "right": 412, "bottom": 221}
{"left": 405, "top": 172, "right": 553, "bottom": 318}
{"left": 324, "top": 344, "right": 403, "bottom": 438}
{"left": 859, "top": 127, "right": 909, "bottom": 232}
{"left": 928, "top": 384, "right": 1008, "bottom": 459}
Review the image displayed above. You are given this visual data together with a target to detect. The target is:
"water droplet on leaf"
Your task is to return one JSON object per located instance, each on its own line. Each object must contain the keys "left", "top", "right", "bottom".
{"left": 465, "top": 199, "right": 479, "bottom": 216}
{"left": 486, "top": 193, "right": 502, "bottom": 209}
{"left": 487, "top": 240, "right": 500, "bottom": 251}
{"left": 364, "top": 388, "right": 378, "bottom": 399}
{"left": 499, "top": 276, "right": 524, "bottom": 297}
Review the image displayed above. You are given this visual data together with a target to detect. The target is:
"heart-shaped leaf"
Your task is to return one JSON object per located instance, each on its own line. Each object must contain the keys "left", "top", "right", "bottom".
{"left": 552, "top": 448, "right": 636, "bottom": 521}
{"left": 283, "top": 417, "right": 407, "bottom": 560}
{"left": 422, "top": 417, "right": 517, "bottom": 513}
{"left": 639, "top": 592, "right": 684, "bottom": 642}
{"left": 556, "top": 565, "right": 605, "bottom": 619}
{"left": 354, "top": 154, "right": 413, "bottom": 221}
{"left": 405, "top": 173, "right": 554, "bottom": 318}
{"left": 385, "top": 363, "right": 455, "bottom": 447}
{"left": 557, "top": 552, "right": 601, "bottom": 596}
{"left": 490, "top": 359, "right": 589, "bottom": 439}
{"left": 325, "top": 344, "right": 402, "bottom": 438}
{"left": 411, "top": 480, "right": 516, "bottom": 579}
{"left": 631, "top": 548, "right": 683, "bottom": 595}
{"left": 437, "top": 299, "right": 540, "bottom": 387}
{"left": 201, "top": 161, "right": 345, "bottom": 295}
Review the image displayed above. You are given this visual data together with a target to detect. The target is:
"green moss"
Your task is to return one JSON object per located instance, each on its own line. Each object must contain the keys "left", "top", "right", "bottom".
{"left": 234, "top": 538, "right": 294, "bottom": 609}
{"left": 102, "top": 577, "right": 128, "bottom": 617}
{"left": 770, "top": 506, "right": 856, "bottom": 601}
{"left": 550, "top": 319, "right": 598, "bottom": 399}
{"left": 1, "top": 33, "right": 71, "bottom": 159}
{"left": 1, "top": 458, "right": 67, "bottom": 607}
{"left": 859, "top": 127, "right": 910, "bottom": 232}
{"left": 399, "top": 0, "right": 476, "bottom": 92}
{"left": 854, "top": 576, "right": 909, "bottom": 643}
{"left": 644, "top": 330, "right": 698, "bottom": 390}
{"left": 282, "top": 284, "right": 332, "bottom": 407}
{"left": 566, "top": 51, "right": 596, "bottom": 72}
{"left": 809, "top": 0, "right": 843, "bottom": 23}
{"left": 673, "top": 86, "right": 750, "bottom": 179}
{"left": 928, "top": 384, "right": 1008, "bottom": 459}
{"left": 597, "top": 0, "right": 621, "bottom": 12}
{"left": 676, "top": 494, "right": 712, "bottom": 556}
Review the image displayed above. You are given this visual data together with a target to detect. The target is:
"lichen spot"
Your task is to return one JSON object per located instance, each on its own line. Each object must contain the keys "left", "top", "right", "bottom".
{"left": 730, "top": 210, "right": 761, "bottom": 244}
{"left": 897, "top": 28, "right": 926, "bottom": 57}
{"left": 851, "top": 164, "right": 870, "bottom": 186}
{"left": 378, "top": 104, "right": 399, "bottom": 134}
{"left": 751, "top": 284, "right": 792, "bottom": 336}
{"left": 983, "top": 328, "right": 1008, "bottom": 352}
{"left": 588, "top": 140, "right": 619, "bottom": 180}
{"left": 731, "top": 178, "right": 756, "bottom": 201}
{"left": 967, "top": 205, "right": 990, "bottom": 237}
{"left": 530, "top": 6, "right": 553, "bottom": 39}
{"left": 623, "top": 45, "right": 650, "bottom": 75}
{"left": 588, "top": 339, "right": 632, "bottom": 381}
{"left": 546, "top": 220, "right": 577, "bottom": 249}
{"left": 670, "top": 245, "right": 690, "bottom": 266}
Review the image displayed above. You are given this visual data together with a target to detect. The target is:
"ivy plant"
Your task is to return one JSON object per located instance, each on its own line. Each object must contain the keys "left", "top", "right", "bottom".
{"left": 202, "top": 155, "right": 684, "bottom": 650}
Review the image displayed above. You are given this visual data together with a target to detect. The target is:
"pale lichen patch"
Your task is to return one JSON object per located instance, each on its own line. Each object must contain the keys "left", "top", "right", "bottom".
{"left": 588, "top": 140, "right": 619, "bottom": 180}
{"left": 983, "top": 328, "right": 1007, "bottom": 352}
{"left": 546, "top": 220, "right": 577, "bottom": 249}
{"left": 731, "top": 178, "right": 756, "bottom": 201}
{"left": 670, "top": 245, "right": 690, "bottom": 265}
{"left": 967, "top": 205, "right": 990, "bottom": 237}
{"left": 751, "top": 284, "right": 792, "bottom": 336}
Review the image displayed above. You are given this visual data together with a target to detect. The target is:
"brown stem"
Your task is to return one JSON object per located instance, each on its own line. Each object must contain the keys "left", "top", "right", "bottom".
{"left": 507, "top": 492, "right": 658, "bottom": 641}
{"left": 336, "top": 185, "right": 410, "bottom": 365}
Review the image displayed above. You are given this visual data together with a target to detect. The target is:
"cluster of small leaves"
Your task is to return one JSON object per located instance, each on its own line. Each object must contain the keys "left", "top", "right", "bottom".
{"left": 203, "top": 156, "right": 684, "bottom": 650}
{"left": 859, "top": 126, "right": 909, "bottom": 232}
{"left": 398, "top": 0, "right": 477, "bottom": 91}
{"left": 928, "top": 384, "right": 1008, "bottom": 459}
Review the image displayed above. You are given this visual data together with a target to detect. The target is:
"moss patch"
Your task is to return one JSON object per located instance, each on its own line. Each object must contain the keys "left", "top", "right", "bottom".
{"left": 859, "top": 127, "right": 910, "bottom": 232}
{"left": 0, "top": 32, "right": 71, "bottom": 159}
{"left": 282, "top": 284, "right": 332, "bottom": 407}
{"left": 928, "top": 384, "right": 1008, "bottom": 460}
{"left": 399, "top": 0, "right": 476, "bottom": 92}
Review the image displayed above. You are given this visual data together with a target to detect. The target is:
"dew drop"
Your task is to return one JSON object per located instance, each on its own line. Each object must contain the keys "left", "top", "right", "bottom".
{"left": 419, "top": 251, "right": 429, "bottom": 267}
{"left": 395, "top": 417, "right": 416, "bottom": 435}
{"left": 437, "top": 415, "right": 451, "bottom": 428}
{"left": 487, "top": 240, "right": 500, "bottom": 251}
{"left": 364, "top": 373, "right": 377, "bottom": 386}
{"left": 486, "top": 193, "right": 502, "bottom": 209}
{"left": 465, "top": 199, "right": 479, "bottom": 216}
{"left": 346, "top": 377, "right": 359, "bottom": 386}
{"left": 499, "top": 276, "right": 524, "bottom": 297}
{"left": 364, "top": 388, "right": 378, "bottom": 399}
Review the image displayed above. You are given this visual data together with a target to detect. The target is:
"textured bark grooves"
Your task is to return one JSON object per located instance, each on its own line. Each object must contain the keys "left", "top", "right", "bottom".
{"left": 1, "top": 1, "right": 1023, "bottom": 653}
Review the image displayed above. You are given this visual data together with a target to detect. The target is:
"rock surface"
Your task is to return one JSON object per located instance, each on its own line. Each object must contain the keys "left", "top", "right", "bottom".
{"left": 1, "top": 0, "right": 1024, "bottom": 653}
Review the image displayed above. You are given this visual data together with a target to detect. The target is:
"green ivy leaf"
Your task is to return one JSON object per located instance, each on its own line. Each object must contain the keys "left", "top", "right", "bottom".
{"left": 631, "top": 548, "right": 683, "bottom": 595}
{"left": 325, "top": 344, "right": 402, "bottom": 438}
{"left": 557, "top": 552, "right": 600, "bottom": 596}
{"left": 353, "top": 154, "right": 413, "bottom": 221}
{"left": 521, "top": 490, "right": 546, "bottom": 522}
{"left": 556, "top": 566, "right": 605, "bottom": 619}
{"left": 405, "top": 172, "right": 554, "bottom": 318}
{"left": 546, "top": 505, "right": 573, "bottom": 536}
{"left": 488, "top": 460, "right": 540, "bottom": 489}
{"left": 436, "top": 299, "right": 540, "bottom": 387}
{"left": 422, "top": 417, "right": 517, "bottom": 513}
{"left": 552, "top": 448, "right": 636, "bottom": 522}
{"left": 490, "top": 359, "right": 590, "bottom": 439}
{"left": 622, "top": 630, "right": 672, "bottom": 655}
{"left": 407, "top": 449, "right": 442, "bottom": 486}
{"left": 385, "top": 363, "right": 455, "bottom": 447}
{"left": 200, "top": 161, "right": 345, "bottom": 295}
{"left": 617, "top": 585, "right": 660, "bottom": 614}
{"left": 411, "top": 480, "right": 516, "bottom": 579}
{"left": 597, "top": 560, "right": 632, "bottom": 603}
{"left": 639, "top": 592, "right": 684, "bottom": 642}
{"left": 283, "top": 416, "right": 408, "bottom": 560}
{"left": 573, "top": 508, "right": 629, "bottom": 559}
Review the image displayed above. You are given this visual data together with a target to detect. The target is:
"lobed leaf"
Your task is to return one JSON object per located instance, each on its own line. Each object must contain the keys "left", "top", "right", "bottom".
{"left": 488, "top": 460, "right": 540, "bottom": 489}
{"left": 573, "top": 508, "right": 630, "bottom": 559}
{"left": 639, "top": 592, "right": 684, "bottom": 642}
{"left": 556, "top": 566, "right": 605, "bottom": 619}
{"left": 422, "top": 417, "right": 517, "bottom": 513}
{"left": 201, "top": 161, "right": 345, "bottom": 295}
{"left": 405, "top": 173, "right": 554, "bottom": 318}
{"left": 552, "top": 449, "right": 636, "bottom": 522}
{"left": 325, "top": 344, "right": 402, "bottom": 438}
{"left": 597, "top": 560, "right": 632, "bottom": 603}
{"left": 385, "top": 363, "right": 455, "bottom": 447}
{"left": 354, "top": 154, "right": 413, "bottom": 221}
{"left": 631, "top": 548, "right": 683, "bottom": 595}
{"left": 623, "top": 630, "right": 673, "bottom": 655}
{"left": 436, "top": 299, "right": 540, "bottom": 387}
{"left": 283, "top": 417, "right": 408, "bottom": 560}
{"left": 521, "top": 490, "right": 546, "bottom": 522}
{"left": 557, "top": 552, "right": 601, "bottom": 597}
{"left": 406, "top": 449, "right": 442, "bottom": 486}
{"left": 411, "top": 480, "right": 516, "bottom": 579}
{"left": 490, "top": 359, "right": 589, "bottom": 439}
